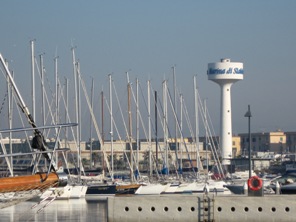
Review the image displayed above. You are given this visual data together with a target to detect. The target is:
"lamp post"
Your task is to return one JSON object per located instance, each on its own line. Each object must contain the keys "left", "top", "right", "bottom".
{"left": 244, "top": 105, "right": 252, "bottom": 178}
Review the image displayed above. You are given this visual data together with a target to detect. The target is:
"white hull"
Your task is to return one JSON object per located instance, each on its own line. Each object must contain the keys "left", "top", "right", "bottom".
{"left": 171, "top": 180, "right": 229, "bottom": 194}
{"left": 70, "top": 185, "right": 88, "bottom": 199}
{"left": 136, "top": 180, "right": 231, "bottom": 195}
{"left": 135, "top": 184, "right": 170, "bottom": 195}
{"left": 40, "top": 185, "right": 72, "bottom": 200}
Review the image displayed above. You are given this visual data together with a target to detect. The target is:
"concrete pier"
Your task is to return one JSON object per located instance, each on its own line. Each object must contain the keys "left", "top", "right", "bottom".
{"left": 107, "top": 194, "right": 296, "bottom": 222}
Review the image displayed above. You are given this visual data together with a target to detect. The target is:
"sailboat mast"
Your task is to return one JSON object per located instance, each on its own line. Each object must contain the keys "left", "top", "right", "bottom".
{"left": 127, "top": 76, "right": 134, "bottom": 182}
{"left": 90, "top": 78, "right": 94, "bottom": 168}
{"left": 54, "top": 55, "right": 59, "bottom": 170}
{"left": 40, "top": 54, "right": 45, "bottom": 126}
{"left": 180, "top": 93, "right": 183, "bottom": 174}
{"left": 71, "top": 47, "right": 81, "bottom": 175}
{"left": 71, "top": 46, "right": 78, "bottom": 136}
{"left": 147, "top": 80, "right": 152, "bottom": 178}
{"left": 154, "top": 90, "right": 158, "bottom": 173}
{"left": 101, "top": 89, "right": 105, "bottom": 175}
{"left": 64, "top": 78, "right": 69, "bottom": 150}
{"left": 30, "top": 40, "right": 35, "bottom": 121}
{"left": 109, "top": 74, "right": 114, "bottom": 180}
{"left": 194, "top": 76, "right": 200, "bottom": 178}
{"left": 204, "top": 99, "right": 209, "bottom": 177}
{"left": 54, "top": 56, "right": 59, "bottom": 125}
{"left": 7, "top": 65, "right": 13, "bottom": 176}
{"left": 101, "top": 90, "right": 104, "bottom": 144}
{"left": 163, "top": 80, "right": 168, "bottom": 175}
{"left": 77, "top": 62, "right": 82, "bottom": 177}
{"left": 172, "top": 66, "right": 179, "bottom": 175}
{"left": 136, "top": 78, "right": 139, "bottom": 172}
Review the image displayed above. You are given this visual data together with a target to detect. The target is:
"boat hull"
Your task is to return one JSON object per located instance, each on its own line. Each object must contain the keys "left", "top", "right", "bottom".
{"left": 85, "top": 184, "right": 116, "bottom": 200}
{"left": 0, "top": 172, "right": 60, "bottom": 193}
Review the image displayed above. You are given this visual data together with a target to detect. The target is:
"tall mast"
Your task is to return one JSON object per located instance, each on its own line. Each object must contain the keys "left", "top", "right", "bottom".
{"left": 54, "top": 55, "right": 59, "bottom": 169}
{"left": 30, "top": 40, "right": 36, "bottom": 121}
{"left": 180, "top": 93, "right": 183, "bottom": 175}
{"left": 109, "top": 74, "right": 114, "bottom": 180}
{"left": 101, "top": 89, "right": 105, "bottom": 175}
{"left": 54, "top": 56, "right": 59, "bottom": 125}
{"left": 71, "top": 47, "right": 80, "bottom": 174}
{"left": 76, "top": 61, "right": 82, "bottom": 177}
{"left": 101, "top": 90, "right": 104, "bottom": 144}
{"left": 7, "top": 63, "right": 13, "bottom": 176}
{"left": 162, "top": 80, "right": 168, "bottom": 175}
{"left": 136, "top": 78, "right": 139, "bottom": 173}
{"left": 90, "top": 78, "right": 94, "bottom": 168}
{"left": 194, "top": 76, "right": 200, "bottom": 178}
{"left": 64, "top": 78, "right": 69, "bottom": 149}
{"left": 127, "top": 72, "right": 134, "bottom": 182}
{"left": 147, "top": 80, "right": 152, "bottom": 178}
{"left": 71, "top": 46, "right": 78, "bottom": 140}
{"left": 40, "top": 54, "right": 45, "bottom": 126}
{"left": 154, "top": 90, "right": 158, "bottom": 173}
{"left": 172, "top": 66, "right": 179, "bottom": 173}
{"left": 204, "top": 99, "right": 209, "bottom": 178}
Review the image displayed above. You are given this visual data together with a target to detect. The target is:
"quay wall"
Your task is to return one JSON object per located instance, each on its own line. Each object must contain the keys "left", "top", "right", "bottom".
{"left": 107, "top": 194, "right": 296, "bottom": 222}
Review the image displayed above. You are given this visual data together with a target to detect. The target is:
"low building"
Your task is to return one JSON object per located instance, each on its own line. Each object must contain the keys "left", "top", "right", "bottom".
{"left": 285, "top": 131, "right": 296, "bottom": 153}
{"left": 232, "top": 136, "right": 241, "bottom": 157}
{"left": 239, "top": 130, "right": 286, "bottom": 155}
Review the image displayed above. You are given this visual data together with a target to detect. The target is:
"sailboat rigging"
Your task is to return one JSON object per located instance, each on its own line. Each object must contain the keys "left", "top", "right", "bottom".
{"left": 0, "top": 53, "right": 72, "bottom": 208}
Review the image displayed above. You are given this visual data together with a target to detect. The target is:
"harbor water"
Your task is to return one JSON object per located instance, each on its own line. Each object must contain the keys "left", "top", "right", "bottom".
{"left": 0, "top": 199, "right": 107, "bottom": 222}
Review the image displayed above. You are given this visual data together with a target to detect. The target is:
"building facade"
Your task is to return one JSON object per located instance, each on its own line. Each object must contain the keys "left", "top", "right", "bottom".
{"left": 239, "top": 131, "right": 286, "bottom": 155}
{"left": 285, "top": 132, "right": 296, "bottom": 153}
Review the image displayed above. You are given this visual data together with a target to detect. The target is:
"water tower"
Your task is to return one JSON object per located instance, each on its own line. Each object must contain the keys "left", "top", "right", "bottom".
{"left": 207, "top": 58, "right": 243, "bottom": 165}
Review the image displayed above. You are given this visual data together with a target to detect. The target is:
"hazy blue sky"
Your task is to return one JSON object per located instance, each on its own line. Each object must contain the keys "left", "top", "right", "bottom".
{"left": 1, "top": 1, "right": 296, "bottom": 140}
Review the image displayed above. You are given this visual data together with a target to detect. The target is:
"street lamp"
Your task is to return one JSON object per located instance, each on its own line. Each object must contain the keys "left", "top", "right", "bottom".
{"left": 244, "top": 105, "right": 252, "bottom": 178}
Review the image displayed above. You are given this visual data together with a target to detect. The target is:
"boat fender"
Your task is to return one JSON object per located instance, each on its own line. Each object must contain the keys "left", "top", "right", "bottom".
{"left": 56, "top": 172, "right": 68, "bottom": 187}
{"left": 247, "top": 176, "right": 263, "bottom": 191}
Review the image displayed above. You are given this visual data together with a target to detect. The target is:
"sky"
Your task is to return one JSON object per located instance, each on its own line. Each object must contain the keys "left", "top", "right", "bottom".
{"left": 0, "top": 1, "right": 296, "bottom": 141}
